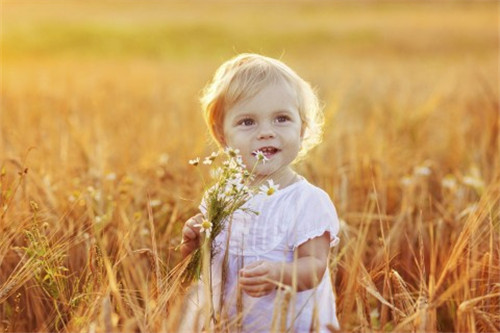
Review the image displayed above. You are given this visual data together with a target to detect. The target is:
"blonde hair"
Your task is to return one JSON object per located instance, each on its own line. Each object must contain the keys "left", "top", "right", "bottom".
{"left": 200, "top": 53, "right": 324, "bottom": 161}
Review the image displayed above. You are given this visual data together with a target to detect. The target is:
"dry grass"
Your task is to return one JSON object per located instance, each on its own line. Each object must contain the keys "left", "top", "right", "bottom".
{"left": 1, "top": 0, "right": 499, "bottom": 332}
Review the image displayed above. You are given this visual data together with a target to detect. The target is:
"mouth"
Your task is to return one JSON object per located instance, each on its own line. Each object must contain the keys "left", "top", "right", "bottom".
{"left": 252, "top": 146, "right": 281, "bottom": 159}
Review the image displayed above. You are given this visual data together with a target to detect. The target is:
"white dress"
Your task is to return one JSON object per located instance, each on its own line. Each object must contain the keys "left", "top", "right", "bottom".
{"left": 196, "top": 178, "right": 340, "bottom": 332}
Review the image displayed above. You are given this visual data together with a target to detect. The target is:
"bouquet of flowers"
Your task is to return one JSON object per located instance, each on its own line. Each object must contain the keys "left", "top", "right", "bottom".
{"left": 183, "top": 147, "right": 278, "bottom": 282}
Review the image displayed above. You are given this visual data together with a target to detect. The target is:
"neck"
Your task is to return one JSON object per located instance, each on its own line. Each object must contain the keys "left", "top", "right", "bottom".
{"left": 253, "top": 166, "right": 299, "bottom": 189}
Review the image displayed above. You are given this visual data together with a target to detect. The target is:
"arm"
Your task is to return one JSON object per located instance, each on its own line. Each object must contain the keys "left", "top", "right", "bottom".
{"left": 180, "top": 213, "right": 204, "bottom": 258}
{"left": 239, "top": 232, "right": 330, "bottom": 297}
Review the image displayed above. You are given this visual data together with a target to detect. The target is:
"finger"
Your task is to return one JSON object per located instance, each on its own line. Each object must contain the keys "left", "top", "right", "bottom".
{"left": 241, "top": 284, "right": 266, "bottom": 294}
{"left": 240, "top": 262, "right": 266, "bottom": 278}
{"left": 246, "top": 291, "right": 272, "bottom": 298}
{"left": 182, "top": 225, "right": 198, "bottom": 241}
{"left": 239, "top": 276, "right": 267, "bottom": 286}
{"left": 180, "top": 241, "right": 197, "bottom": 257}
{"left": 185, "top": 214, "right": 206, "bottom": 232}
{"left": 242, "top": 287, "right": 274, "bottom": 298}
{"left": 240, "top": 283, "right": 273, "bottom": 293}
{"left": 187, "top": 213, "right": 204, "bottom": 227}
{"left": 186, "top": 219, "right": 199, "bottom": 229}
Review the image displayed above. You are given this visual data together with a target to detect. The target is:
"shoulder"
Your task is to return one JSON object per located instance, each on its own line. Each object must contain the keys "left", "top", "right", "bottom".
{"left": 285, "top": 178, "right": 340, "bottom": 248}
{"left": 290, "top": 179, "right": 335, "bottom": 206}
{"left": 279, "top": 178, "right": 338, "bottom": 218}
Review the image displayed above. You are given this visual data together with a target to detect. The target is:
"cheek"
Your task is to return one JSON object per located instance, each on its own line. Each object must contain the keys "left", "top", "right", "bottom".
{"left": 221, "top": 131, "right": 235, "bottom": 148}
{"left": 220, "top": 124, "right": 234, "bottom": 147}
{"left": 221, "top": 131, "right": 245, "bottom": 153}
{"left": 288, "top": 127, "right": 303, "bottom": 145}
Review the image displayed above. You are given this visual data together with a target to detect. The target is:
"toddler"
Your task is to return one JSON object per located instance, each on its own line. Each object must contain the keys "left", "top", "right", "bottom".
{"left": 180, "top": 53, "right": 340, "bottom": 332}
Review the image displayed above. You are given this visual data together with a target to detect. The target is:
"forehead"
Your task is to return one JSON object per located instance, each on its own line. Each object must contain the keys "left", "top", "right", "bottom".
{"left": 226, "top": 80, "right": 299, "bottom": 115}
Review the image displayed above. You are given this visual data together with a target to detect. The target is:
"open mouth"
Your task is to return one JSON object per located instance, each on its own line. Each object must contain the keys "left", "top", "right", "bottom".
{"left": 253, "top": 146, "right": 281, "bottom": 158}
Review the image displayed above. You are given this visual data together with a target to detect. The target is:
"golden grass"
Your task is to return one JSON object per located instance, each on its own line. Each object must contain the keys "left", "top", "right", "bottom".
{"left": 1, "top": 0, "right": 499, "bottom": 332}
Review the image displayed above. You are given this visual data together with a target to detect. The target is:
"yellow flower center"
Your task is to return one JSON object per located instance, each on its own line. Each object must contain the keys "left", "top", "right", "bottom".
{"left": 267, "top": 188, "right": 276, "bottom": 196}
{"left": 201, "top": 220, "right": 212, "bottom": 229}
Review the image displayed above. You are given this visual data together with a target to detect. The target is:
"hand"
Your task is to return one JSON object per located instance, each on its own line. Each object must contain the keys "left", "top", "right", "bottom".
{"left": 180, "top": 213, "right": 204, "bottom": 258}
{"left": 239, "top": 260, "right": 280, "bottom": 297}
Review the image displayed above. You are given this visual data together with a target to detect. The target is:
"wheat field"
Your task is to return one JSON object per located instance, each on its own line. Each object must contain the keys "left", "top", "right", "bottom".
{"left": 1, "top": 0, "right": 499, "bottom": 332}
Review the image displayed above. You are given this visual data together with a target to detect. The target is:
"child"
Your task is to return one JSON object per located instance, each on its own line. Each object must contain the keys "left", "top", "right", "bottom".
{"left": 180, "top": 53, "right": 340, "bottom": 332}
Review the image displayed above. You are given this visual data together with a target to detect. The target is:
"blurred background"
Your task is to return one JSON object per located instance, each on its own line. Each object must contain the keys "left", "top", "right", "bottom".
{"left": 2, "top": 0, "right": 497, "bottom": 173}
{"left": 1, "top": 1, "right": 499, "bottom": 332}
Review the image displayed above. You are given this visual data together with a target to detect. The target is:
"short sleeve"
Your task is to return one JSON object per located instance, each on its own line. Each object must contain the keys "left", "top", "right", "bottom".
{"left": 287, "top": 187, "right": 340, "bottom": 250}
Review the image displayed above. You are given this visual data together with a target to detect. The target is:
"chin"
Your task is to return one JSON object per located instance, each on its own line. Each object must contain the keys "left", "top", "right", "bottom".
{"left": 254, "top": 165, "right": 278, "bottom": 178}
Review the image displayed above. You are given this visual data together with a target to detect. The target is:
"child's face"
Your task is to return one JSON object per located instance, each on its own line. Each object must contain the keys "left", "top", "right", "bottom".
{"left": 222, "top": 80, "right": 302, "bottom": 179}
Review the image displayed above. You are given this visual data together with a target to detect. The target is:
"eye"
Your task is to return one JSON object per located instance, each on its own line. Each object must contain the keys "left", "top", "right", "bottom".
{"left": 237, "top": 118, "right": 255, "bottom": 126}
{"left": 276, "top": 115, "right": 291, "bottom": 123}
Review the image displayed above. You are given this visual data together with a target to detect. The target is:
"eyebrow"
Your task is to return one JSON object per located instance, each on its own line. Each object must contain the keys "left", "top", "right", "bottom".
{"left": 235, "top": 108, "right": 295, "bottom": 116}
{"left": 273, "top": 109, "right": 295, "bottom": 115}
{"left": 232, "top": 112, "right": 254, "bottom": 119}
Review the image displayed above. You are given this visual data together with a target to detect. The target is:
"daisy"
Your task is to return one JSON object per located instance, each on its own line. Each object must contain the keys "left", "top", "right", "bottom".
{"left": 463, "top": 176, "right": 484, "bottom": 190}
{"left": 400, "top": 176, "right": 413, "bottom": 187}
{"left": 203, "top": 151, "right": 219, "bottom": 165}
{"left": 259, "top": 179, "right": 280, "bottom": 196}
{"left": 414, "top": 166, "right": 431, "bottom": 176}
{"left": 188, "top": 157, "right": 200, "bottom": 166}
{"left": 208, "top": 151, "right": 219, "bottom": 161}
{"left": 194, "top": 219, "right": 213, "bottom": 238}
{"left": 441, "top": 175, "right": 457, "bottom": 190}
{"left": 149, "top": 199, "right": 162, "bottom": 207}
{"left": 224, "top": 147, "right": 240, "bottom": 158}
{"left": 210, "top": 167, "right": 223, "bottom": 179}
{"left": 228, "top": 177, "right": 246, "bottom": 195}
{"left": 253, "top": 150, "right": 269, "bottom": 164}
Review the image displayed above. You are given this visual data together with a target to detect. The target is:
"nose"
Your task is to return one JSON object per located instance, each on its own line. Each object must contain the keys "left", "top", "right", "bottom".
{"left": 257, "top": 123, "right": 275, "bottom": 140}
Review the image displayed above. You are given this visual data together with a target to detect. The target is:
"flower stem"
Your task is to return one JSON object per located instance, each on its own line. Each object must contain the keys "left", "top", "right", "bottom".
{"left": 201, "top": 236, "right": 215, "bottom": 331}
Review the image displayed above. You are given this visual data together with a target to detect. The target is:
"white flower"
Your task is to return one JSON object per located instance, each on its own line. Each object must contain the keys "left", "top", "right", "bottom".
{"left": 106, "top": 173, "right": 117, "bottom": 181}
{"left": 235, "top": 156, "right": 245, "bottom": 168}
{"left": 188, "top": 157, "right": 200, "bottom": 166}
{"left": 158, "top": 153, "right": 169, "bottom": 165}
{"left": 414, "top": 166, "right": 431, "bottom": 176}
{"left": 194, "top": 219, "right": 213, "bottom": 237}
{"left": 149, "top": 199, "right": 162, "bottom": 207}
{"left": 210, "top": 167, "right": 223, "bottom": 179}
{"left": 441, "top": 175, "right": 457, "bottom": 190}
{"left": 400, "top": 176, "right": 413, "bottom": 187}
{"left": 227, "top": 177, "right": 247, "bottom": 195}
{"left": 228, "top": 158, "right": 240, "bottom": 170}
{"left": 259, "top": 179, "right": 280, "bottom": 196}
{"left": 203, "top": 151, "right": 219, "bottom": 165}
{"left": 463, "top": 176, "right": 484, "bottom": 190}
{"left": 217, "top": 191, "right": 228, "bottom": 202}
{"left": 253, "top": 150, "right": 269, "bottom": 164}
{"left": 242, "top": 170, "right": 253, "bottom": 181}
{"left": 224, "top": 147, "right": 240, "bottom": 157}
